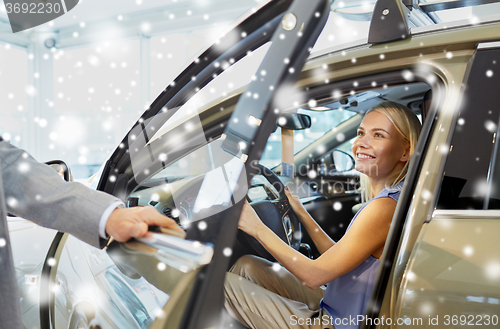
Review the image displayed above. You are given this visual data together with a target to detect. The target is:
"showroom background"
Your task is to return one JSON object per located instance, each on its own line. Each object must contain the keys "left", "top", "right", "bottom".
{"left": 0, "top": 0, "right": 486, "bottom": 180}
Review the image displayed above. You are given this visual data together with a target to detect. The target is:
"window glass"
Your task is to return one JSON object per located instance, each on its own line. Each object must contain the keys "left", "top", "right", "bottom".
{"left": 437, "top": 46, "right": 500, "bottom": 210}
{"left": 260, "top": 108, "right": 356, "bottom": 168}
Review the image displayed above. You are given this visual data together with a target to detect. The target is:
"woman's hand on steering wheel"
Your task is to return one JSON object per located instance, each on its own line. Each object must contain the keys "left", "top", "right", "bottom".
{"left": 284, "top": 186, "right": 306, "bottom": 217}
{"left": 238, "top": 200, "right": 266, "bottom": 238}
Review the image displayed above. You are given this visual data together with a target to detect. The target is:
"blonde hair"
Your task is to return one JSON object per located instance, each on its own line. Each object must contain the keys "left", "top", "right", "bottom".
{"left": 360, "top": 101, "right": 422, "bottom": 202}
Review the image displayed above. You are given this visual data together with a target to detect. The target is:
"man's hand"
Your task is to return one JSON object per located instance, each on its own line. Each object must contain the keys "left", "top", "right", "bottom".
{"left": 105, "top": 205, "right": 185, "bottom": 242}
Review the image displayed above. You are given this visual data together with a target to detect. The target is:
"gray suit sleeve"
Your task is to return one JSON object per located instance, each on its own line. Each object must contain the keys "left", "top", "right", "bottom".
{"left": 0, "top": 141, "right": 120, "bottom": 248}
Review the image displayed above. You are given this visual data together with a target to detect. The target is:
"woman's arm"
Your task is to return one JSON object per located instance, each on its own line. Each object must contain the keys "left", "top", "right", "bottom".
{"left": 238, "top": 197, "right": 397, "bottom": 289}
{"left": 284, "top": 187, "right": 335, "bottom": 254}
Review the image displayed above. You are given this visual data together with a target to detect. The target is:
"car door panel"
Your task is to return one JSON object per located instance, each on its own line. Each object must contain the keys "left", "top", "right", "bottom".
{"left": 398, "top": 214, "right": 500, "bottom": 327}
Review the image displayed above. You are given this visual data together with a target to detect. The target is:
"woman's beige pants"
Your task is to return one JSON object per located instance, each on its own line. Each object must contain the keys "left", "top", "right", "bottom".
{"left": 224, "top": 255, "right": 334, "bottom": 329}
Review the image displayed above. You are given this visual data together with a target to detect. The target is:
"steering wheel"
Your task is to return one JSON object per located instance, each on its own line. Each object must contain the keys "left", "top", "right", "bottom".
{"left": 240, "top": 164, "right": 302, "bottom": 262}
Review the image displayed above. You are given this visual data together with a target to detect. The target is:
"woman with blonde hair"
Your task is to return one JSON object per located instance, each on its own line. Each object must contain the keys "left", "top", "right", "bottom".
{"left": 225, "top": 101, "right": 422, "bottom": 329}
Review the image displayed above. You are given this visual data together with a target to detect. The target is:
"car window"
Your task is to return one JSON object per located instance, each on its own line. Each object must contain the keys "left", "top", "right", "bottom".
{"left": 437, "top": 44, "right": 500, "bottom": 210}
{"left": 260, "top": 108, "right": 356, "bottom": 168}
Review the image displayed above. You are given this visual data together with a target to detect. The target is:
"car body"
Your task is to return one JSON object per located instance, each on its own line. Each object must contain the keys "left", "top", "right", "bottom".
{"left": 7, "top": 0, "right": 500, "bottom": 328}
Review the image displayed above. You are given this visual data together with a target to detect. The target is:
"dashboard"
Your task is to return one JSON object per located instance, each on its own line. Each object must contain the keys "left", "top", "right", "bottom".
{"left": 128, "top": 174, "right": 280, "bottom": 229}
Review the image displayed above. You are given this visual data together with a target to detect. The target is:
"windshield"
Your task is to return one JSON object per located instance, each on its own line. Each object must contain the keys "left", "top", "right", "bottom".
{"left": 260, "top": 108, "right": 356, "bottom": 168}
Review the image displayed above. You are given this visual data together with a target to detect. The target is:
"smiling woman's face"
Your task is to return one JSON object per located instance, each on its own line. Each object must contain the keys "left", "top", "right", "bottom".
{"left": 352, "top": 111, "right": 409, "bottom": 182}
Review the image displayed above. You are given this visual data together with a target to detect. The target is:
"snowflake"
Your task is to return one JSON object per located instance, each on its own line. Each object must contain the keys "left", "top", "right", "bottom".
{"left": 223, "top": 247, "right": 232, "bottom": 257}
{"left": 402, "top": 70, "right": 414, "bottom": 81}
{"left": 25, "top": 85, "right": 36, "bottom": 96}
{"left": 485, "top": 120, "right": 497, "bottom": 133}
{"left": 421, "top": 189, "right": 432, "bottom": 200}
{"left": 406, "top": 271, "right": 417, "bottom": 282}
{"left": 154, "top": 308, "right": 166, "bottom": 319}
{"left": 307, "top": 170, "right": 317, "bottom": 179}
{"left": 463, "top": 245, "right": 474, "bottom": 257}
{"left": 18, "top": 162, "right": 30, "bottom": 173}
{"left": 485, "top": 262, "right": 500, "bottom": 280}
{"left": 157, "top": 262, "right": 166, "bottom": 271}
{"left": 47, "top": 258, "right": 57, "bottom": 266}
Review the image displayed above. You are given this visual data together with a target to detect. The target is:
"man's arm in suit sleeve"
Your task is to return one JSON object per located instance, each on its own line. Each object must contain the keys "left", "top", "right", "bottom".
{"left": 0, "top": 140, "right": 121, "bottom": 248}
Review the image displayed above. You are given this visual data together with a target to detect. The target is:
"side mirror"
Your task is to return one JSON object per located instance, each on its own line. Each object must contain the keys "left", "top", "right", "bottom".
{"left": 45, "top": 160, "right": 73, "bottom": 182}
{"left": 331, "top": 150, "right": 355, "bottom": 172}
{"left": 277, "top": 113, "right": 312, "bottom": 130}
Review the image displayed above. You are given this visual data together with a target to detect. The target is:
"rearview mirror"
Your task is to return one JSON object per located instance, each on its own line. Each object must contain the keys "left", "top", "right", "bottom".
{"left": 277, "top": 113, "right": 312, "bottom": 130}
